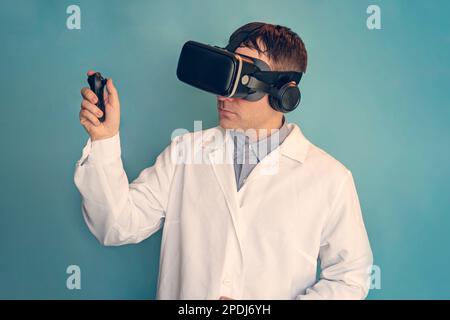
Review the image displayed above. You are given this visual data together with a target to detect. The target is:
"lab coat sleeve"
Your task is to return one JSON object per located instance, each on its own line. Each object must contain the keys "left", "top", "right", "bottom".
{"left": 297, "top": 170, "right": 373, "bottom": 300}
{"left": 73, "top": 132, "right": 174, "bottom": 246}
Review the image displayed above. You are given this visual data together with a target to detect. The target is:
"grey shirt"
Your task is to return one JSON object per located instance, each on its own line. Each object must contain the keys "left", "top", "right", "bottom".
{"left": 230, "top": 116, "right": 290, "bottom": 191}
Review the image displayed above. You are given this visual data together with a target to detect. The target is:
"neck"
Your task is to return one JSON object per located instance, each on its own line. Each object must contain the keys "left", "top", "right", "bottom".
{"left": 248, "top": 115, "right": 284, "bottom": 142}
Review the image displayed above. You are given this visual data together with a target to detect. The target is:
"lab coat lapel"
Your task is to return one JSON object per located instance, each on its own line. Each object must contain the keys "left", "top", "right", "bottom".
{"left": 239, "top": 149, "right": 281, "bottom": 188}
{"left": 206, "top": 129, "right": 239, "bottom": 223}
{"left": 205, "top": 127, "right": 244, "bottom": 259}
{"left": 237, "top": 123, "right": 309, "bottom": 187}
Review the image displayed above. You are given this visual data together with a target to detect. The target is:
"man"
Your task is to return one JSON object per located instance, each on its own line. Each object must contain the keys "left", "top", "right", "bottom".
{"left": 74, "top": 22, "right": 373, "bottom": 299}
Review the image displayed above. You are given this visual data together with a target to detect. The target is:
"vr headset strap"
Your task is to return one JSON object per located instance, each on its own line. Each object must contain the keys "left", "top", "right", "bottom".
{"left": 225, "top": 24, "right": 265, "bottom": 52}
{"left": 254, "top": 71, "right": 303, "bottom": 85}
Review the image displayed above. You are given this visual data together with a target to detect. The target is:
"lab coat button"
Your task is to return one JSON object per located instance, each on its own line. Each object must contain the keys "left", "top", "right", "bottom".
{"left": 223, "top": 278, "right": 232, "bottom": 286}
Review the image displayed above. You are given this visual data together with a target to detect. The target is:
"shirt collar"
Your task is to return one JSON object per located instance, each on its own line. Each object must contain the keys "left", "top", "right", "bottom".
{"left": 229, "top": 116, "right": 290, "bottom": 162}
{"left": 212, "top": 117, "right": 310, "bottom": 164}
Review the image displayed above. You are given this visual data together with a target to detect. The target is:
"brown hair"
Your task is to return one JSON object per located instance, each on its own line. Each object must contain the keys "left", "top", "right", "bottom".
{"left": 228, "top": 22, "right": 308, "bottom": 73}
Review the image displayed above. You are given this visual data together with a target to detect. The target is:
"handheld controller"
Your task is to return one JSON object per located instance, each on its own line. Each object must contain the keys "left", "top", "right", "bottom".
{"left": 87, "top": 72, "right": 108, "bottom": 122}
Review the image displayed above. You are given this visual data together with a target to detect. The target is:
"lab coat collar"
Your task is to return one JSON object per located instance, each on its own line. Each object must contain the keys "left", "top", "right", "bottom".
{"left": 278, "top": 123, "right": 310, "bottom": 164}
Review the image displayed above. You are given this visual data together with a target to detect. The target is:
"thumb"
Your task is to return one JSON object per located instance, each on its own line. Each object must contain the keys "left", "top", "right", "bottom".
{"left": 105, "top": 78, "right": 119, "bottom": 107}
{"left": 104, "top": 79, "right": 120, "bottom": 125}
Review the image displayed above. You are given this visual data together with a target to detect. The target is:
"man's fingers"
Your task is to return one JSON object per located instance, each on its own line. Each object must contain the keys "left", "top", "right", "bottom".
{"left": 87, "top": 70, "right": 96, "bottom": 76}
{"left": 81, "top": 99, "right": 103, "bottom": 118}
{"left": 81, "top": 87, "right": 98, "bottom": 105}
{"left": 79, "top": 109, "right": 101, "bottom": 127}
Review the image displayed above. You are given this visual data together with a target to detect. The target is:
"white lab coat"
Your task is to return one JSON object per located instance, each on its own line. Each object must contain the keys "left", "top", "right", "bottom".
{"left": 73, "top": 123, "right": 373, "bottom": 300}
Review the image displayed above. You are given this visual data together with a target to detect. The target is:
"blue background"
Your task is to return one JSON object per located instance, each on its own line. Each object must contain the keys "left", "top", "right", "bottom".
{"left": 0, "top": 0, "right": 449, "bottom": 299}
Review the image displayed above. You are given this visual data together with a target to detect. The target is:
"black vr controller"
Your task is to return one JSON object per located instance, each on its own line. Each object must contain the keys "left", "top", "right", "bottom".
{"left": 87, "top": 72, "right": 108, "bottom": 122}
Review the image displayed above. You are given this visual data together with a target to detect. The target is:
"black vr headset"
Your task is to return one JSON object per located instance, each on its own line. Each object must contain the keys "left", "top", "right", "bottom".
{"left": 176, "top": 25, "right": 303, "bottom": 113}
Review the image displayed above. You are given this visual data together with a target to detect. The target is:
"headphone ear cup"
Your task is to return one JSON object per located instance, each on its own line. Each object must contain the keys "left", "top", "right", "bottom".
{"left": 282, "top": 85, "right": 301, "bottom": 112}
{"left": 269, "top": 83, "right": 301, "bottom": 113}
{"left": 268, "top": 93, "right": 281, "bottom": 111}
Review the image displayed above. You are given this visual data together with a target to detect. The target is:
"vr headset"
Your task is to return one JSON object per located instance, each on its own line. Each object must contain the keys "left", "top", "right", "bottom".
{"left": 176, "top": 25, "right": 303, "bottom": 113}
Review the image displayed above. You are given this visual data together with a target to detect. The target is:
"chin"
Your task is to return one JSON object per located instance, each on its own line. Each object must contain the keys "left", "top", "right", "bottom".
{"left": 219, "top": 118, "right": 238, "bottom": 129}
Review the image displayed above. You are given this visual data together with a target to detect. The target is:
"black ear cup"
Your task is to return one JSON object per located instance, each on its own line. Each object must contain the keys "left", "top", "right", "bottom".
{"left": 269, "top": 82, "right": 301, "bottom": 113}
